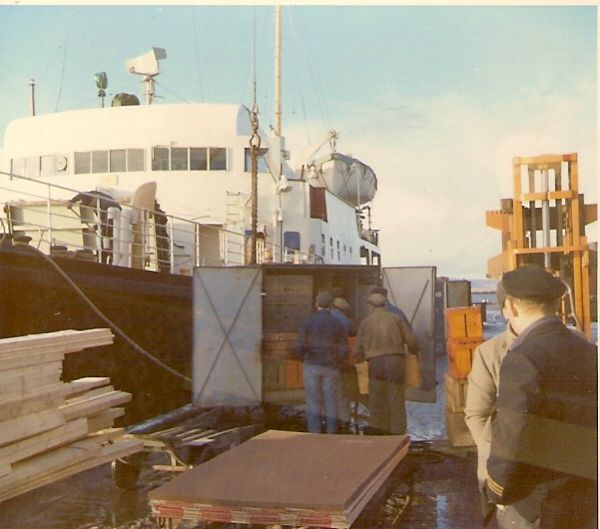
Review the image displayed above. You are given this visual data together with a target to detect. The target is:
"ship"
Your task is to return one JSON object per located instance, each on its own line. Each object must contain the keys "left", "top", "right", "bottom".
{"left": 0, "top": 42, "right": 388, "bottom": 422}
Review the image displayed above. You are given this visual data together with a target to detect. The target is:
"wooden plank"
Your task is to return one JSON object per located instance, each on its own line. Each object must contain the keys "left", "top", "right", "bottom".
{"left": 59, "top": 391, "right": 132, "bottom": 421}
{"left": 0, "top": 361, "right": 62, "bottom": 381}
{"left": 0, "top": 351, "right": 66, "bottom": 372}
{"left": 64, "top": 386, "right": 115, "bottom": 405}
{"left": 0, "top": 438, "right": 143, "bottom": 502}
{"left": 0, "top": 409, "right": 66, "bottom": 448}
{"left": 0, "top": 372, "right": 63, "bottom": 400}
{"left": 0, "top": 384, "right": 67, "bottom": 422}
{"left": 0, "top": 329, "right": 113, "bottom": 357}
{"left": 0, "top": 437, "right": 103, "bottom": 489}
{"left": 0, "top": 418, "right": 88, "bottom": 466}
{"left": 65, "top": 377, "right": 111, "bottom": 397}
{"left": 86, "top": 408, "right": 125, "bottom": 433}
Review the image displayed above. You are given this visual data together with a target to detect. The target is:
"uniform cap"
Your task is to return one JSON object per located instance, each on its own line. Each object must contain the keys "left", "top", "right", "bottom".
{"left": 502, "top": 264, "right": 566, "bottom": 301}
{"left": 370, "top": 287, "right": 388, "bottom": 297}
{"left": 367, "top": 293, "right": 386, "bottom": 307}
{"left": 332, "top": 297, "right": 350, "bottom": 311}
{"left": 496, "top": 281, "right": 507, "bottom": 309}
{"left": 315, "top": 291, "right": 333, "bottom": 308}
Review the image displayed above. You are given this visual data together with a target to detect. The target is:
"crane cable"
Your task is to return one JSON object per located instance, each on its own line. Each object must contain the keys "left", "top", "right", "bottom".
{"left": 0, "top": 232, "right": 191, "bottom": 384}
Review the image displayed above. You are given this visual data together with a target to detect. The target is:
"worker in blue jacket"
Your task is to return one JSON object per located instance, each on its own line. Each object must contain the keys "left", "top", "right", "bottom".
{"left": 486, "top": 264, "right": 597, "bottom": 529}
{"left": 294, "top": 292, "right": 348, "bottom": 434}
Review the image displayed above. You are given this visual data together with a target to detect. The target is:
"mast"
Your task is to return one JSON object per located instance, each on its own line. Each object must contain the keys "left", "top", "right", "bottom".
{"left": 274, "top": 5, "right": 282, "bottom": 137}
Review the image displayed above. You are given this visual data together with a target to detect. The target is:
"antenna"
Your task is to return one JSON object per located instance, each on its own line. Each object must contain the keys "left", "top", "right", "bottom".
{"left": 95, "top": 72, "right": 108, "bottom": 108}
{"left": 29, "top": 79, "right": 36, "bottom": 116}
{"left": 125, "top": 48, "right": 167, "bottom": 105}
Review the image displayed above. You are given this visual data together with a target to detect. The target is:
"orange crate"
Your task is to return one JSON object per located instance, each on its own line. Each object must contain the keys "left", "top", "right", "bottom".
{"left": 445, "top": 307, "right": 483, "bottom": 340}
{"left": 285, "top": 359, "right": 304, "bottom": 389}
{"left": 447, "top": 340, "right": 481, "bottom": 378}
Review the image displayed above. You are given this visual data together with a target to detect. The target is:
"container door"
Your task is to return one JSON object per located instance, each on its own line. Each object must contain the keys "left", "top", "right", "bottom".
{"left": 192, "top": 266, "right": 263, "bottom": 407}
{"left": 382, "top": 266, "right": 437, "bottom": 403}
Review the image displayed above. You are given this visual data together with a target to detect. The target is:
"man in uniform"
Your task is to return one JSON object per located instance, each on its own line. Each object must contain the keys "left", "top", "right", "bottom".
{"left": 485, "top": 264, "right": 597, "bottom": 529}
{"left": 353, "top": 292, "right": 420, "bottom": 435}
{"left": 465, "top": 282, "right": 517, "bottom": 526}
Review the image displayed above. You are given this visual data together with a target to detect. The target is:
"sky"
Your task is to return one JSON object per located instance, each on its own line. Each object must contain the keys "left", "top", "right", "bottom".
{"left": 0, "top": 3, "right": 597, "bottom": 279}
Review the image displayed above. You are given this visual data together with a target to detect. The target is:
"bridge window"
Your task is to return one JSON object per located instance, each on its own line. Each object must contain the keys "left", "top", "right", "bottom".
{"left": 152, "top": 147, "right": 169, "bottom": 170}
{"left": 92, "top": 151, "right": 108, "bottom": 173}
{"left": 110, "top": 149, "right": 126, "bottom": 172}
{"left": 74, "top": 152, "right": 91, "bottom": 174}
{"left": 127, "top": 149, "right": 145, "bottom": 171}
{"left": 171, "top": 148, "right": 188, "bottom": 170}
{"left": 209, "top": 148, "right": 227, "bottom": 170}
{"left": 190, "top": 148, "right": 208, "bottom": 170}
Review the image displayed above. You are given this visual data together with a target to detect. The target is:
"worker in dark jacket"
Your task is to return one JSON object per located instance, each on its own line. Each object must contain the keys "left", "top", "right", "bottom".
{"left": 486, "top": 264, "right": 598, "bottom": 529}
{"left": 294, "top": 292, "right": 348, "bottom": 434}
{"left": 353, "top": 292, "right": 420, "bottom": 435}
{"left": 371, "top": 286, "right": 411, "bottom": 326}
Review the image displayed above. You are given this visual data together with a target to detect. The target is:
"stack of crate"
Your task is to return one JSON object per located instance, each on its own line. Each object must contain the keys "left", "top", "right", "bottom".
{"left": 444, "top": 307, "right": 483, "bottom": 447}
{"left": 262, "top": 332, "right": 303, "bottom": 391}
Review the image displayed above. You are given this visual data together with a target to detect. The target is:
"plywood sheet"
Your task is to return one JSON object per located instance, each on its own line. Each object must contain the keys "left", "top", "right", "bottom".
{"left": 149, "top": 430, "right": 409, "bottom": 511}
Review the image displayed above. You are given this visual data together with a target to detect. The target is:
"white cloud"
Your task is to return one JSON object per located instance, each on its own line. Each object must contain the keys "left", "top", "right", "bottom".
{"left": 283, "top": 81, "right": 596, "bottom": 278}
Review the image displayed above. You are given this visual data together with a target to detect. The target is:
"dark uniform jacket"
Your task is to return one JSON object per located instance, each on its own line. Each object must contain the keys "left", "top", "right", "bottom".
{"left": 486, "top": 316, "right": 597, "bottom": 528}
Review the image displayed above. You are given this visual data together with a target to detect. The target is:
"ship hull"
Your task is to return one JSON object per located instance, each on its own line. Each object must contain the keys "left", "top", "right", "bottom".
{"left": 0, "top": 244, "right": 193, "bottom": 423}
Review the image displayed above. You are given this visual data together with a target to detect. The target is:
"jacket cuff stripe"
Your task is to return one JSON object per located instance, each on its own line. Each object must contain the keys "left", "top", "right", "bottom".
{"left": 487, "top": 476, "right": 504, "bottom": 495}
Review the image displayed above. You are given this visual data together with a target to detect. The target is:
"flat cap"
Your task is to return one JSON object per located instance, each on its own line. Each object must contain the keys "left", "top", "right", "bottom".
{"left": 502, "top": 264, "right": 566, "bottom": 301}
{"left": 316, "top": 291, "right": 333, "bottom": 308}
{"left": 333, "top": 297, "right": 350, "bottom": 312}
{"left": 370, "top": 287, "right": 388, "bottom": 297}
{"left": 367, "top": 293, "right": 386, "bottom": 307}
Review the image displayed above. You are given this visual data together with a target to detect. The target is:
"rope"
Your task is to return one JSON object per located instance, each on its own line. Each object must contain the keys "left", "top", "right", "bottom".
{"left": 4, "top": 241, "right": 191, "bottom": 384}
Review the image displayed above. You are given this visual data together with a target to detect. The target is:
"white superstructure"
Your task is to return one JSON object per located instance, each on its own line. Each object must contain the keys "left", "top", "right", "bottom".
{"left": 0, "top": 52, "right": 380, "bottom": 274}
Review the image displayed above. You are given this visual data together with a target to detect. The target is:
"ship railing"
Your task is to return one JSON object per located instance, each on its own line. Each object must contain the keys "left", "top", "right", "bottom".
{"left": 0, "top": 172, "right": 317, "bottom": 274}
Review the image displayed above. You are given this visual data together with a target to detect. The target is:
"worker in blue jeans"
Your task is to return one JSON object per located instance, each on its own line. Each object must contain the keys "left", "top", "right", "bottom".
{"left": 294, "top": 292, "right": 348, "bottom": 433}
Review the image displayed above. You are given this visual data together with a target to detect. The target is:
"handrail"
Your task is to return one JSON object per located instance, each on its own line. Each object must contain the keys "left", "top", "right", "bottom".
{"left": 0, "top": 171, "right": 322, "bottom": 273}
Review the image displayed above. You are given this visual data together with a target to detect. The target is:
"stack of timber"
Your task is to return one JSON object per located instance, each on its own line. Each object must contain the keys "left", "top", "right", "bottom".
{"left": 262, "top": 332, "right": 303, "bottom": 390}
{"left": 149, "top": 430, "right": 410, "bottom": 528}
{"left": 444, "top": 307, "right": 482, "bottom": 447}
{"left": 0, "top": 329, "right": 143, "bottom": 502}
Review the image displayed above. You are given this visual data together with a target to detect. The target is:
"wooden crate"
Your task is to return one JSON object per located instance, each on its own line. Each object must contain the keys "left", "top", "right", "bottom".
{"left": 262, "top": 332, "right": 298, "bottom": 360}
{"left": 356, "top": 362, "right": 369, "bottom": 395}
{"left": 445, "top": 307, "right": 483, "bottom": 341}
{"left": 445, "top": 407, "right": 474, "bottom": 447}
{"left": 444, "top": 373, "right": 468, "bottom": 412}
{"left": 263, "top": 360, "right": 288, "bottom": 391}
{"left": 262, "top": 275, "right": 313, "bottom": 333}
{"left": 447, "top": 339, "right": 481, "bottom": 379}
{"left": 263, "top": 359, "right": 304, "bottom": 390}
{"left": 285, "top": 359, "right": 304, "bottom": 389}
